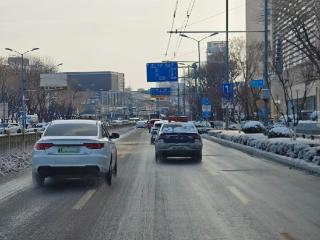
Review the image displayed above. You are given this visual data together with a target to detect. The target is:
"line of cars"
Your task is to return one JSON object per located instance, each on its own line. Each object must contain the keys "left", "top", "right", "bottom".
{"left": 0, "top": 122, "right": 49, "bottom": 135}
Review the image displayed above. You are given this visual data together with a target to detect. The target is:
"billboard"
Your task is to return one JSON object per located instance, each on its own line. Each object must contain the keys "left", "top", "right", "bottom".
{"left": 146, "top": 62, "right": 178, "bottom": 82}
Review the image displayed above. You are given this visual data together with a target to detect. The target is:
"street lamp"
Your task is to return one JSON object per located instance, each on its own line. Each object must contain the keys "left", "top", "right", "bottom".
{"left": 180, "top": 32, "right": 218, "bottom": 119}
{"left": 4, "top": 47, "right": 40, "bottom": 131}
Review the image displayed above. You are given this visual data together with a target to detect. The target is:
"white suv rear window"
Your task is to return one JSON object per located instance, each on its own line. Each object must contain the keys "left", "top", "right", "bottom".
{"left": 44, "top": 123, "right": 98, "bottom": 136}
{"left": 161, "top": 124, "right": 197, "bottom": 133}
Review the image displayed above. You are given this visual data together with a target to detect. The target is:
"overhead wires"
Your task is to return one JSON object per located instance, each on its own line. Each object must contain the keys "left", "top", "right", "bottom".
{"left": 165, "top": 0, "right": 179, "bottom": 58}
{"left": 165, "top": 1, "right": 245, "bottom": 59}
{"left": 173, "top": 0, "right": 197, "bottom": 57}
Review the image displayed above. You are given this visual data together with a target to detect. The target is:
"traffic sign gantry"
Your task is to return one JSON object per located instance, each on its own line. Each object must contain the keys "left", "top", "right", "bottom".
{"left": 149, "top": 88, "right": 171, "bottom": 96}
{"left": 146, "top": 62, "right": 178, "bottom": 82}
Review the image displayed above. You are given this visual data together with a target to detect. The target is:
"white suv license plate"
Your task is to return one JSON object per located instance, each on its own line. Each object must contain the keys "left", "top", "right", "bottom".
{"left": 57, "top": 146, "right": 80, "bottom": 154}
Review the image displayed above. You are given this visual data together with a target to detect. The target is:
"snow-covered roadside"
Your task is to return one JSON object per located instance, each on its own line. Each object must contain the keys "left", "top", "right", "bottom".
{"left": 0, "top": 150, "right": 32, "bottom": 177}
{"left": 206, "top": 130, "right": 320, "bottom": 174}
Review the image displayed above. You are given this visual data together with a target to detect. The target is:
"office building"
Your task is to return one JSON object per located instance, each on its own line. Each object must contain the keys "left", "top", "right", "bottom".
{"left": 40, "top": 71, "right": 125, "bottom": 92}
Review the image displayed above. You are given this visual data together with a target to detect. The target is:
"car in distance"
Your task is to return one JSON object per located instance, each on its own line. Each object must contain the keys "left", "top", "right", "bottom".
{"left": 0, "top": 123, "right": 22, "bottom": 134}
{"left": 155, "top": 122, "right": 203, "bottom": 162}
{"left": 32, "top": 119, "right": 119, "bottom": 187}
{"left": 147, "top": 118, "right": 161, "bottom": 132}
{"left": 136, "top": 120, "right": 146, "bottom": 128}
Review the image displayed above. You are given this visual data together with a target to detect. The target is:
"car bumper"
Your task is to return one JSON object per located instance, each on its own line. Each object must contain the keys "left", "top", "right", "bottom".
{"left": 155, "top": 143, "right": 202, "bottom": 156}
{"left": 32, "top": 154, "right": 110, "bottom": 177}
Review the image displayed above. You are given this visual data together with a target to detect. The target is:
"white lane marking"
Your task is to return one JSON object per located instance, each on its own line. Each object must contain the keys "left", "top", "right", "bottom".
{"left": 0, "top": 174, "right": 32, "bottom": 203}
{"left": 72, "top": 189, "right": 96, "bottom": 210}
{"left": 204, "top": 161, "right": 220, "bottom": 176}
{"left": 227, "top": 186, "right": 249, "bottom": 205}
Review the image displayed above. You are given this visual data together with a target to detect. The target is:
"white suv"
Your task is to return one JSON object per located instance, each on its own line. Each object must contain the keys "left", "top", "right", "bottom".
{"left": 32, "top": 120, "right": 119, "bottom": 187}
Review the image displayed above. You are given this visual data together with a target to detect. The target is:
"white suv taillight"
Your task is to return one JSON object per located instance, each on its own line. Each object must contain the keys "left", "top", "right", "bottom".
{"left": 84, "top": 143, "right": 104, "bottom": 149}
{"left": 35, "top": 143, "right": 54, "bottom": 150}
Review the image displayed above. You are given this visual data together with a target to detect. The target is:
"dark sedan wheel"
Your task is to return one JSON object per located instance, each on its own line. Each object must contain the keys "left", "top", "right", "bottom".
{"left": 156, "top": 152, "right": 164, "bottom": 162}
{"left": 193, "top": 151, "right": 202, "bottom": 162}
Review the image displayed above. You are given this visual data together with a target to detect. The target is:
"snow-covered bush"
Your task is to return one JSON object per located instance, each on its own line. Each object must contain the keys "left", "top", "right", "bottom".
{"left": 267, "top": 126, "right": 293, "bottom": 138}
{"left": 310, "top": 111, "right": 320, "bottom": 121}
{"left": 242, "top": 121, "right": 265, "bottom": 133}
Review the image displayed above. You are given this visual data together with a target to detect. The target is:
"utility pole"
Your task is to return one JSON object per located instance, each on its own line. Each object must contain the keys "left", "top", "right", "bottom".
{"left": 4, "top": 47, "right": 39, "bottom": 130}
{"left": 183, "top": 68, "right": 186, "bottom": 115}
{"left": 264, "top": 0, "right": 269, "bottom": 123}
{"left": 177, "top": 80, "right": 180, "bottom": 115}
{"left": 224, "top": 0, "right": 230, "bottom": 128}
{"left": 226, "top": 0, "right": 229, "bottom": 83}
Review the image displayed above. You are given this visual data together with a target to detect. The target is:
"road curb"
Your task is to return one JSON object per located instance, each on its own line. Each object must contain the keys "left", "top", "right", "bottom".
{"left": 203, "top": 135, "right": 320, "bottom": 175}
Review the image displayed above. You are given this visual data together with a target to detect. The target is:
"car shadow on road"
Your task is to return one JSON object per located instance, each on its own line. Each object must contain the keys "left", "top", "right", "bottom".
{"left": 158, "top": 157, "right": 201, "bottom": 166}
{"left": 34, "top": 177, "right": 99, "bottom": 193}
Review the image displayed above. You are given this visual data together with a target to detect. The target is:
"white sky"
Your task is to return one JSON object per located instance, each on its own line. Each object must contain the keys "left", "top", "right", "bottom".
{"left": 0, "top": 0, "right": 246, "bottom": 90}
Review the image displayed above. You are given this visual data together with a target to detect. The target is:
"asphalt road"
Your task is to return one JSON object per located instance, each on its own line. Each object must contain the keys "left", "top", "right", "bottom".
{"left": 0, "top": 128, "right": 319, "bottom": 240}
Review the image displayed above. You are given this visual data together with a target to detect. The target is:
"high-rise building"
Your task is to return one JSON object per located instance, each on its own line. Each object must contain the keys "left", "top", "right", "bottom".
{"left": 245, "top": 0, "right": 272, "bottom": 79}
{"left": 246, "top": 0, "right": 320, "bottom": 117}
{"left": 271, "top": 0, "right": 320, "bottom": 115}
{"left": 272, "top": 0, "right": 317, "bottom": 68}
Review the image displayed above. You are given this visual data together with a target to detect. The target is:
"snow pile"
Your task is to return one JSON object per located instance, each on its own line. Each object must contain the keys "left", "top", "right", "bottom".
{"left": 0, "top": 151, "right": 32, "bottom": 176}
{"left": 208, "top": 130, "right": 320, "bottom": 166}
{"left": 310, "top": 111, "right": 320, "bottom": 121}
{"left": 267, "top": 126, "right": 293, "bottom": 138}
{"left": 242, "top": 121, "right": 265, "bottom": 133}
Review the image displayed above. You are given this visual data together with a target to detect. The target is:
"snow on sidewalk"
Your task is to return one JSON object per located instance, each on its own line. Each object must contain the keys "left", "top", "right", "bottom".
{"left": 208, "top": 130, "right": 320, "bottom": 167}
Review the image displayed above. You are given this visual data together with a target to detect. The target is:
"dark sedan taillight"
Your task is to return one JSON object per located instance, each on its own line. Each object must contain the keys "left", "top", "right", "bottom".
{"left": 84, "top": 143, "right": 104, "bottom": 149}
{"left": 194, "top": 134, "right": 202, "bottom": 142}
{"left": 35, "top": 143, "right": 54, "bottom": 150}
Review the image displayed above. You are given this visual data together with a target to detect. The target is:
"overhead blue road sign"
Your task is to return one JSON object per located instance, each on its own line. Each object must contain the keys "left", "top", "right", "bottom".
{"left": 146, "top": 62, "right": 178, "bottom": 82}
{"left": 222, "top": 83, "right": 234, "bottom": 99}
{"left": 251, "top": 79, "right": 264, "bottom": 89}
{"left": 202, "top": 97, "right": 210, "bottom": 105}
{"left": 149, "top": 88, "right": 171, "bottom": 96}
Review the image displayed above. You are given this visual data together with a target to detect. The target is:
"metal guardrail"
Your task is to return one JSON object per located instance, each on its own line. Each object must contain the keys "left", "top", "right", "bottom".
{"left": 0, "top": 123, "right": 135, "bottom": 154}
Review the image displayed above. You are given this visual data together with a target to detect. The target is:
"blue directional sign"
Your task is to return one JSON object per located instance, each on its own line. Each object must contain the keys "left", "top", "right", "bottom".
{"left": 149, "top": 88, "right": 171, "bottom": 96}
{"left": 251, "top": 79, "right": 264, "bottom": 89}
{"left": 222, "top": 83, "right": 234, "bottom": 99}
{"left": 202, "top": 97, "right": 210, "bottom": 105}
{"left": 146, "top": 62, "right": 178, "bottom": 82}
{"left": 201, "top": 98, "right": 211, "bottom": 119}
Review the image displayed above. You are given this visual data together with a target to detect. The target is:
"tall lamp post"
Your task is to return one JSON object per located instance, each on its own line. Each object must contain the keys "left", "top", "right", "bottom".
{"left": 4, "top": 47, "right": 40, "bottom": 131}
{"left": 179, "top": 32, "right": 218, "bottom": 119}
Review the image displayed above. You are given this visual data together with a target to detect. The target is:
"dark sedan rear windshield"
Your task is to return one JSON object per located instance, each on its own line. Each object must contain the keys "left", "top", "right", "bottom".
{"left": 44, "top": 123, "right": 98, "bottom": 136}
{"left": 161, "top": 124, "right": 197, "bottom": 133}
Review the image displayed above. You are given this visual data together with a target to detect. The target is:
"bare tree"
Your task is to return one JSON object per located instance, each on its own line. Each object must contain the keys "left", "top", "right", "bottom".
{"left": 230, "top": 38, "right": 264, "bottom": 120}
